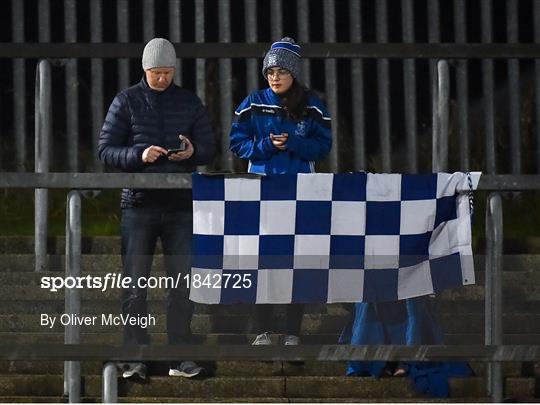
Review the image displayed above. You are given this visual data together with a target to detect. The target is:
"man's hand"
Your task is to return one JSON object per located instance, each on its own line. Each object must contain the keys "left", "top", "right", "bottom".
{"left": 142, "top": 145, "right": 167, "bottom": 163}
{"left": 270, "top": 132, "right": 288, "bottom": 151}
{"left": 168, "top": 135, "right": 194, "bottom": 161}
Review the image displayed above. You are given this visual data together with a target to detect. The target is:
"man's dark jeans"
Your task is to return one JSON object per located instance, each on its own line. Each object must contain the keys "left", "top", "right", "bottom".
{"left": 120, "top": 207, "right": 193, "bottom": 345}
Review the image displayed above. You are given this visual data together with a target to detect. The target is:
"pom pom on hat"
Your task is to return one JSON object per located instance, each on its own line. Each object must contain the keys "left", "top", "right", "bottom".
{"left": 142, "top": 38, "right": 176, "bottom": 71}
{"left": 262, "top": 37, "right": 302, "bottom": 79}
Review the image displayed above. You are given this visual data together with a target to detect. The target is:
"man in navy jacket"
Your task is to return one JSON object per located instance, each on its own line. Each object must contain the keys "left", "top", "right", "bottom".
{"left": 98, "top": 38, "right": 216, "bottom": 379}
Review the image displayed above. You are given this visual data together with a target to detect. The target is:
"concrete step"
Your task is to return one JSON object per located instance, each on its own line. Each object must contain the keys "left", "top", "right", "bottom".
{"left": 0, "top": 332, "right": 340, "bottom": 345}
{"left": 0, "top": 369, "right": 533, "bottom": 400}
{"left": 81, "top": 375, "right": 534, "bottom": 399}
{"left": 0, "top": 285, "right": 538, "bottom": 317}
{"left": 0, "top": 313, "right": 346, "bottom": 334}
{"left": 0, "top": 396, "right": 500, "bottom": 403}
{"left": 0, "top": 331, "right": 538, "bottom": 346}
{"left": 0, "top": 237, "right": 122, "bottom": 255}
{"left": 0, "top": 361, "right": 339, "bottom": 377}
{"left": 3, "top": 312, "right": 540, "bottom": 335}
{"left": 0, "top": 360, "right": 525, "bottom": 378}
{"left": 1, "top": 279, "right": 540, "bottom": 303}
{"left": 0, "top": 299, "right": 353, "bottom": 317}
{"left": 2, "top": 253, "right": 540, "bottom": 273}
{"left": 110, "top": 397, "right": 508, "bottom": 403}
{"left": 3, "top": 235, "right": 540, "bottom": 254}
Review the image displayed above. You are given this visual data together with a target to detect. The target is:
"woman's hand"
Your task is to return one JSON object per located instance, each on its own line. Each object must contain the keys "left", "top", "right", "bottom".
{"left": 270, "top": 132, "right": 288, "bottom": 151}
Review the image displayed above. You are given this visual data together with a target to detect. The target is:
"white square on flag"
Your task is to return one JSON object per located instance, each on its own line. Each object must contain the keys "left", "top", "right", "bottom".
{"left": 225, "top": 177, "right": 261, "bottom": 201}
{"left": 400, "top": 200, "right": 436, "bottom": 234}
{"left": 331, "top": 201, "right": 366, "bottom": 235}
{"left": 260, "top": 201, "right": 296, "bottom": 235}
{"left": 296, "top": 173, "right": 333, "bottom": 201}
{"left": 294, "top": 234, "right": 331, "bottom": 269}
{"left": 193, "top": 200, "right": 224, "bottom": 235}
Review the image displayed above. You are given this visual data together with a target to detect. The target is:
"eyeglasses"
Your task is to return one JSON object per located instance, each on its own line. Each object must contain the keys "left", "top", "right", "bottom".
{"left": 266, "top": 68, "right": 291, "bottom": 79}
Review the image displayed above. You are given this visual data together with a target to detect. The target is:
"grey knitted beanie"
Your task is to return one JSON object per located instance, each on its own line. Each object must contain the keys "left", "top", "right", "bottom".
{"left": 142, "top": 38, "right": 176, "bottom": 71}
{"left": 262, "top": 37, "right": 302, "bottom": 79}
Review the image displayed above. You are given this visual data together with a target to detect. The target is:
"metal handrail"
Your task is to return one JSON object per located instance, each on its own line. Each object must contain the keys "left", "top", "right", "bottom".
{"left": 34, "top": 60, "right": 51, "bottom": 273}
{"left": 0, "top": 344, "right": 539, "bottom": 362}
{"left": 11, "top": 52, "right": 527, "bottom": 402}
{"left": 486, "top": 193, "right": 503, "bottom": 403}
{"left": 2, "top": 172, "right": 540, "bottom": 190}
{"left": 64, "top": 191, "right": 81, "bottom": 402}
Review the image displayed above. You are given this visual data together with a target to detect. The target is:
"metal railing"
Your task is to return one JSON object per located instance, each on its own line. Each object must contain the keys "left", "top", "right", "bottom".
{"left": 64, "top": 190, "right": 81, "bottom": 402}
{"left": 2, "top": 173, "right": 539, "bottom": 404}
{"left": 3, "top": 0, "right": 540, "bottom": 176}
{"left": 485, "top": 193, "right": 503, "bottom": 403}
{"left": 9, "top": 58, "right": 525, "bottom": 403}
{"left": 34, "top": 60, "right": 50, "bottom": 273}
{"left": 1, "top": 2, "right": 539, "bottom": 399}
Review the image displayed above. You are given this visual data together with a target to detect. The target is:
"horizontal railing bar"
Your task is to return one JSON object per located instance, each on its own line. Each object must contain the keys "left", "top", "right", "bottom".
{"left": 1, "top": 344, "right": 540, "bottom": 362}
{"left": 0, "top": 172, "right": 193, "bottom": 189}
{"left": 478, "top": 174, "right": 540, "bottom": 190}
{"left": 1, "top": 173, "right": 540, "bottom": 191}
{"left": 1, "top": 43, "right": 540, "bottom": 59}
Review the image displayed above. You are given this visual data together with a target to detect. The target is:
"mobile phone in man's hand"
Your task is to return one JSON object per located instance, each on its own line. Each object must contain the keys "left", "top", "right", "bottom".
{"left": 167, "top": 140, "right": 186, "bottom": 155}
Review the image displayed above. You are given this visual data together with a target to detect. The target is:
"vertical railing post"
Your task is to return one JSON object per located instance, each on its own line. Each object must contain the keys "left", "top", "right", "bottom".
{"left": 324, "top": 0, "right": 339, "bottom": 173}
{"left": 12, "top": 0, "right": 26, "bottom": 172}
{"left": 485, "top": 193, "right": 503, "bottom": 403}
{"left": 35, "top": 60, "right": 51, "bottom": 272}
{"left": 432, "top": 60, "right": 449, "bottom": 173}
{"left": 64, "top": 191, "right": 82, "bottom": 402}
{"left": 349, "top": 0, "right": 365, "bottom": 171}
{"left": 116, "top": 0, "right": 130, "bottom": 91}
{"left": 195, "top": 0, "right": 206, "bottom": 104}
{"left": 91, "top": 0, "right": 104, "bottom": 172}
{"left": 102, "top": 362, "right": 118, "bottom": 403}
{"left": 454, "top": 0, "right": 470, "bottom": 171}
{"left": 481, "top": 0, "right": 496, "bottom": 174}
{"left": 297, "top": 0, "right": 311, "bottom": 88}
{"left": 376, "top": 0, "right": 392, "bottom": 172}
{"left": 402, "top": 0, "right": 418, "bottom": 173}
{"left": 218, "top": 0, "right": 233, "bottom": 171}
{"left": 245, "top": 0, "right": 258, "bottom": 94}
{"left": 65, "top": 0, "right": 79, "bottom": 172}
{"left": 169, "top": 0, "right": 182, "bottom": 86}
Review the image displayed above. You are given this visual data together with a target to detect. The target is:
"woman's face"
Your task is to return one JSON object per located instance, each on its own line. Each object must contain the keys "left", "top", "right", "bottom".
{"left": 266, "top": 67, "right": 293, "bottom": 94}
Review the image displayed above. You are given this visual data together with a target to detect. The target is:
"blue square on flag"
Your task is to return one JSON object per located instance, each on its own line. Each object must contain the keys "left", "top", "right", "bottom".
{"left": 332, "top": 172, "right": 366, "bottom": 201}
{"left": 192, "top": 174, "right": 225, "bottom": 200}
{"left": 365, "top": 201, "right": 401, "bottom": 235}
{"left": 435, "top": 195, "right": 457, "bottom": 228}
{"left": 292, "top": 269, "right": 329, "bottom": 302}
{"left": 259, "top": 235, "right": 295, "bottom": 269}
{"left": 296, "top": 201, "right": 332, "bottom": 234}
{"left": 330, "top": 235, "right": 364, "bottom": 269}
{"left": 430, "top": 253, "right": 463, "bottom": 292}
{"left": 192, "top": 235, "right": 223, "bottom": 269}
{"left": 220, "top": 270, "right": 258, "bottom": 304}
{"left": 363, "top": 268, "right": 399, "bottom": 302}
{"left": 399, "top": 232, "right": 431, "bottom": 267}
{"left": 261, "top": 174, "right": 297, "bottom": 200}
{"left": 401, "top": 174, "right": 437, "bottom": 200}
{"left": 224, "top": 201, "right": 260, "bottom": 235}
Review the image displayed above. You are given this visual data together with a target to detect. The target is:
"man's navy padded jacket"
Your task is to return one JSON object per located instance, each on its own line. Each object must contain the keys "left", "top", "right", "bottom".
{"left": 98, "top": 78, "right": 216, "bottom": 208}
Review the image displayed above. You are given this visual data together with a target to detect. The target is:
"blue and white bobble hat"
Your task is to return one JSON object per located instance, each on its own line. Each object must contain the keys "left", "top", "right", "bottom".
{"left": 262, "top": 37, "right": 302, "bottom": 80}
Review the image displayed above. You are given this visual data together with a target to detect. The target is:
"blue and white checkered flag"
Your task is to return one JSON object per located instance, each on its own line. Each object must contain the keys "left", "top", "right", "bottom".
{"left": 189, "top": 172, "right": 481, "bottom": 304}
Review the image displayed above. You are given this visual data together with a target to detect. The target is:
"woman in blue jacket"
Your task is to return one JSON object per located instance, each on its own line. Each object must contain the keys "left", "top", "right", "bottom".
{"left": 229, "top": 37, "right": 332, "bottom": 345}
